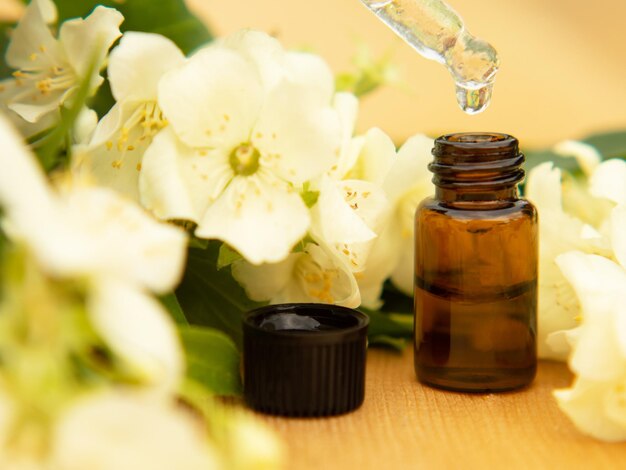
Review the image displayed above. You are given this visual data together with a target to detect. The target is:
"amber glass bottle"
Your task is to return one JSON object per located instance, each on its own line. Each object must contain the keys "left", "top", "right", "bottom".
{"left": 414, "top": 133, "right": 537, "bottom": 392}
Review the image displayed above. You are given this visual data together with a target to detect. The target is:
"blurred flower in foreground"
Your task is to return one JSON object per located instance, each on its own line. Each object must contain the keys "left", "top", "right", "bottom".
{"left": 140, "top": 30, "right": 343, "bottom": 265}
{"left": 554, "top": 204, "right": 626, "bottom": 441}
{"left": 0, "top": 111, "right": 200, "bottom": 465}
{"left": 0, "top": 0, "right": 122, "bottom": 135}
{"left": 0, "top": 108, "right": 284, "bottom": 467}
{"left": 0, "top": 112, "right": 187, "bottom": 391}
{"left": 53, "top": 391, "right": 219, "bottom": 470}
{"left": 208, "top": 402, "right": 285, "bottom": 470}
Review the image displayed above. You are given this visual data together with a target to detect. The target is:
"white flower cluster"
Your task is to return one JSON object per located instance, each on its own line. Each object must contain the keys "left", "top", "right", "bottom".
{"left": 69, "top": 28, "right": 435, "bottom": 310}
{"left": 526, "top": 143, "right": 626, "bottom": 441}
{"left": 1, "top": 0, "right": 436, "bottom": 311}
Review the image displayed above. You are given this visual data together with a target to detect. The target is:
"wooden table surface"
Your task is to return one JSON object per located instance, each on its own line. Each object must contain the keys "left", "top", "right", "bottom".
{"left": 260, "top": 347, "right": 626, "bottom": 469}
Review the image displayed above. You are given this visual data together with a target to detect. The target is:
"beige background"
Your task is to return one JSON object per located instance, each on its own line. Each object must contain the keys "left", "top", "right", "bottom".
{"left": 1, "top": 0, "right": 624, "bottom": 147}
{"left": 189, "top": 0, "right": 626, "bottom": 147}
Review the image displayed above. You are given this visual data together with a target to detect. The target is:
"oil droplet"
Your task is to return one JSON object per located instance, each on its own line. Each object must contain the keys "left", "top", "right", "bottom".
{"left": 455, "top": 82, "right": 493, "bottom": 115}
{"left": 360, "top": 0, "right": 499, "bottom": 114}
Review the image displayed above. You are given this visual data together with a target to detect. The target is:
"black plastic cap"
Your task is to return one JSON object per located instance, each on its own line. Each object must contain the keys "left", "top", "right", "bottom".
{"left": 243, "top": 303, "right": 369, "bottom": 417}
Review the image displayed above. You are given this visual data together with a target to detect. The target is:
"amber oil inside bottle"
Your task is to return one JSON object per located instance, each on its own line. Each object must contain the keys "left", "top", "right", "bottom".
{"left": 414, "top": 132, "right": 537, "bottom": 392}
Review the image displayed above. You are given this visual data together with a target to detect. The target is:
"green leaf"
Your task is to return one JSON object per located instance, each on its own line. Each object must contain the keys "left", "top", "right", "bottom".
{"left": 178, "top": 325, "right": 242, "bottom": 396}
{"left": 176, "top": 241, "right": 265, "bottom": 348}
{"left": 159, "top": 293, "right": 187, "bottom": 325}
{"left": 380, "top": 280, "right": 413, "bottom": 314}
{"left": 52, "top": 0, "right": 212, "bottom": 55}
{"left": 35, "top": 54, "right": 96, "bottom": 170}
{"left": 188, "top": 237, "right": 209, "bottom": 250}
{"left": 361, "top": 308, "right": 413, "bottom": 342}
{"left": 369, "top": 335, "right": 407, "bottom": 351}
{"left": 217, "top": 243, "right": 243, "bottom": 270}
{"left": 583, "top": 129, "right": 626, "bottom": 159}
{"left": 0, "top": 31, "right": 11, "bottom": 78}
{"left": 523, "top": 148, "right": 582, "bottom": 175}
{"left": 522, "top": 129, "right": 626, "bottom": 175}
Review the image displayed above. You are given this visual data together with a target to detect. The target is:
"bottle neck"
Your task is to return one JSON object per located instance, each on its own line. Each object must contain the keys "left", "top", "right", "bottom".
{"left": 429, "top": 132, "right": 525, "bottom": 205}
{"left": 435, "top": 186, "right": 519, "bottom": 202}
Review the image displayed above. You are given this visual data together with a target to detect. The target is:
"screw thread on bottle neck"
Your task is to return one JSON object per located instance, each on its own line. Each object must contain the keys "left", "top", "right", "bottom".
{"left": 430, "top": 133, "right": 525, "bottom": 202}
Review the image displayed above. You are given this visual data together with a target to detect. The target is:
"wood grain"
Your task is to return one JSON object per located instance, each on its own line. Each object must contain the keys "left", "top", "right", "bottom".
{"left": 259, "top": 347, "right": 626, "bottom": 469}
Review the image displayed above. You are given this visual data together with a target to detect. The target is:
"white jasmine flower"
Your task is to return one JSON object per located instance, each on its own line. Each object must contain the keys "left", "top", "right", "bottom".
{"left": 220, "top": 29, "right": 337, "bottom": 102}
{"left": 554, "top": 205, "right": 626, "bottom": 441}
{"left": 304, "top": 94, "right": 395, "bottom": 307}
{"left": 329, "top": 94, "right": 394, "bottom": 187}
{"left": 72, "top": 32, "right": 185, "bottom": 202}
{"left": 312, "top": 97, "right": 393, "bottom": 276}
{"left": 232, "top": 241, "right": 360, "bottom": 307}
{"left": 53, "top": 391, "right": 219, "bottom": 470}
{"left": 231, "top": 96, "right": 391, "bottom": 308}
{"left": 0, "top": 113, "right": 186, "bottom": 390}
{"left": 0, "top": 0, "right": 123, "bottom": 133}
{"left": 311, "top": 173, "right": 389, "bottom": 274}
{"left": 526, "top": 162, "right": 613, "bottom": 360}
{"left": 356, "top": 133, "right": 434, "bottom": 307}
{"left": 141, "top": 31, "right": 342, "bottom": 264}
{"left": 332, "top": 125, "right": 399, "bottom": 309}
